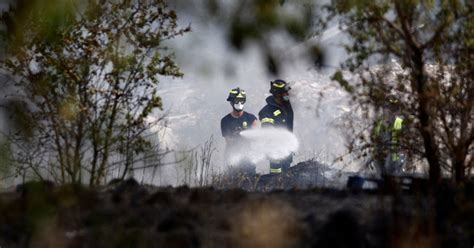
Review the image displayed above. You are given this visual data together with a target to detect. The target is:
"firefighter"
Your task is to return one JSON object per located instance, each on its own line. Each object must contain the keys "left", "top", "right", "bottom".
{"left": 372, "top": 94, "right": 405, "bottom": 176}
{"left": 258, "top": 79, "right": 294, "bottom": 174}
{"left": 221, "top": 87, "right": 258, "bottom": 175}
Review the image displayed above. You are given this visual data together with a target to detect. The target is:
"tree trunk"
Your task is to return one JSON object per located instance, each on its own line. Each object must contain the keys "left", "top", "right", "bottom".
{"left": 411, "top": 49, "right": 441, "bottom": 185}
{"left": 454, "top": 145, "right": 468, "bottom": 183}
{"left": 454, "top": 161, "right": 465, "bottom": 183}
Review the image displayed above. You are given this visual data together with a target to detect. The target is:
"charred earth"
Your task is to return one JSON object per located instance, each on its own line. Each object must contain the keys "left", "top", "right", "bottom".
{"left": 0, "top": 161, "right": 473, "bottom": 248}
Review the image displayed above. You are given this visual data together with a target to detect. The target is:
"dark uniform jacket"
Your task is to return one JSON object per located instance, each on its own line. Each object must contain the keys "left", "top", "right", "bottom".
{"left": 221, "top": 111, "right": 256, "bottom": 153}
{"left": 258, "top": 96, "right": 294, "bottom": 173}
{"left": 220, "top": 112, "right": 257, "bottom": 172}
{"left": 221, "top": 112, "right": 256, "bottom": 140}
{"left": 258, "top": 96, "right": 294, "bottom": 131}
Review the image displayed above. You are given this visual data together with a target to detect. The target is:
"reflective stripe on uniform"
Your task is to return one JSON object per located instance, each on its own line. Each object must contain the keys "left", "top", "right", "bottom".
{"left": 229, "top": 90, "right": 238, "bottom": 94}
{"left": 273, "top": 110, "right": 281, "bottom": 116}
{"left": 270, "top": 168, "right": 282, "bottom": 173}
{"left": 392, "top": 153, "right": 400, "bottom": 161}
{"left": 393, "top": 117, "right": 403, "bottom": 130}
{"left": 261, "top": 118, "right": 274, "bottom": 124}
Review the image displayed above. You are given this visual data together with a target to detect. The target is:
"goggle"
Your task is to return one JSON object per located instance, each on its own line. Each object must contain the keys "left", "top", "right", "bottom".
{"left": 233, "top": 98, "right": 246, "bottom": 104}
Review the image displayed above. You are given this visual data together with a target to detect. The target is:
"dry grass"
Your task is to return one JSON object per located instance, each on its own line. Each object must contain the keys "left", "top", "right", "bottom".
{"left": 231, "top": 198, "right": 306, "bottom": 248}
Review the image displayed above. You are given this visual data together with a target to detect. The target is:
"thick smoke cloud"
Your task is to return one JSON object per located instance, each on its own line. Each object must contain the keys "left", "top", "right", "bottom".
{"left": 143, "top": 3, "right": 357, "bottom": 185}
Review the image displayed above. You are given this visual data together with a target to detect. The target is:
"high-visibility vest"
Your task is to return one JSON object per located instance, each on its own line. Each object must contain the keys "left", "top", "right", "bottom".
{"left": 373, "top": 115, "right": 404, "bottom": 161}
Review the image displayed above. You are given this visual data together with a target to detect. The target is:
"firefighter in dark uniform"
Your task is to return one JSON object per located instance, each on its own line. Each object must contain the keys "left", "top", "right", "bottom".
{"left": 372, "top": 94, "right": 405, "bottom": 176}
{"left": 221, "top": 87, "right": 258, "bottom": 175}
{"left": 258, "top": 79, "right": 294, "bottom": 174}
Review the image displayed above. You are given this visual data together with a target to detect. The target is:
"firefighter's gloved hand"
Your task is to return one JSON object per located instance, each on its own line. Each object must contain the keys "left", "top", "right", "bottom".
{"left": 233, "top": 127, "right": 243, "bottom": 136}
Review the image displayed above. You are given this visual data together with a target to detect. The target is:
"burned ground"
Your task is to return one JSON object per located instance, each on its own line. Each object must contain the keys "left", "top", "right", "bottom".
{"left": 0, "top": 162, "right": 473, "bottom": 248}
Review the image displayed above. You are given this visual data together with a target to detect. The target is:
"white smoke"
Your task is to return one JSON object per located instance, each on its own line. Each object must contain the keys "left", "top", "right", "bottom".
{"left": 227, "top": 128, "right": 299, "bottom": 165}
{"left": 111, "top": 2, "right": 359, "bottom": 185}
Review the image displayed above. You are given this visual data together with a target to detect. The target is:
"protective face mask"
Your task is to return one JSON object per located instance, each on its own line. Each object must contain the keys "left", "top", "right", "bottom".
{"left": 282, "top": 95, "right": 290, "bottom": 102}
{"left": 233, "top": 102, "right": 244, "bottom": 111}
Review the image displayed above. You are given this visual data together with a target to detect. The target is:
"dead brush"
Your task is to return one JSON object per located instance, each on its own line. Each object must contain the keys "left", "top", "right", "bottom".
{"left": 230, "top": 198, "right": 307, "bottom": 248}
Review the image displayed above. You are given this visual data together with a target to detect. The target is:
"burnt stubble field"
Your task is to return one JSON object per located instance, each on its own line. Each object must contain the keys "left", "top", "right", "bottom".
{"left": 0, "top": 162, "right": 473, "bottom": 248}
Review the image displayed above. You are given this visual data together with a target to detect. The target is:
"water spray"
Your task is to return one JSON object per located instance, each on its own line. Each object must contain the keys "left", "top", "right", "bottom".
{"left": 226, "top": 128, "right": 299, "bottom": 165}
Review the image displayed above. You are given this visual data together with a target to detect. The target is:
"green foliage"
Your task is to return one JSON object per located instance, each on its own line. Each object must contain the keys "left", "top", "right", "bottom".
{"left": 331, "top": 70, "right": 353, "bottom": 93}
{"left": 205, "top": 0, "right": 319, "bottom": 74}
{"left": 1, "top": 0, "right": 75, "bottom": 53}
{"left": 0, "top": 139, "right": 12, "bottom": 179}
{"left": 0, "top": 0, "right": 189, "bottom": 186}
{"left": 327, "top": 0, "right": 474, "bottom": 183}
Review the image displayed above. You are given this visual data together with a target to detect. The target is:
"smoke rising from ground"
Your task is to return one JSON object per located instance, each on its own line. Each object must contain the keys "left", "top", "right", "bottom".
{"left": 141, "top": 3, "right": 358, "bottom": 185}
{"left": 227, "top": 128, "right": 299, "bottom": 165}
